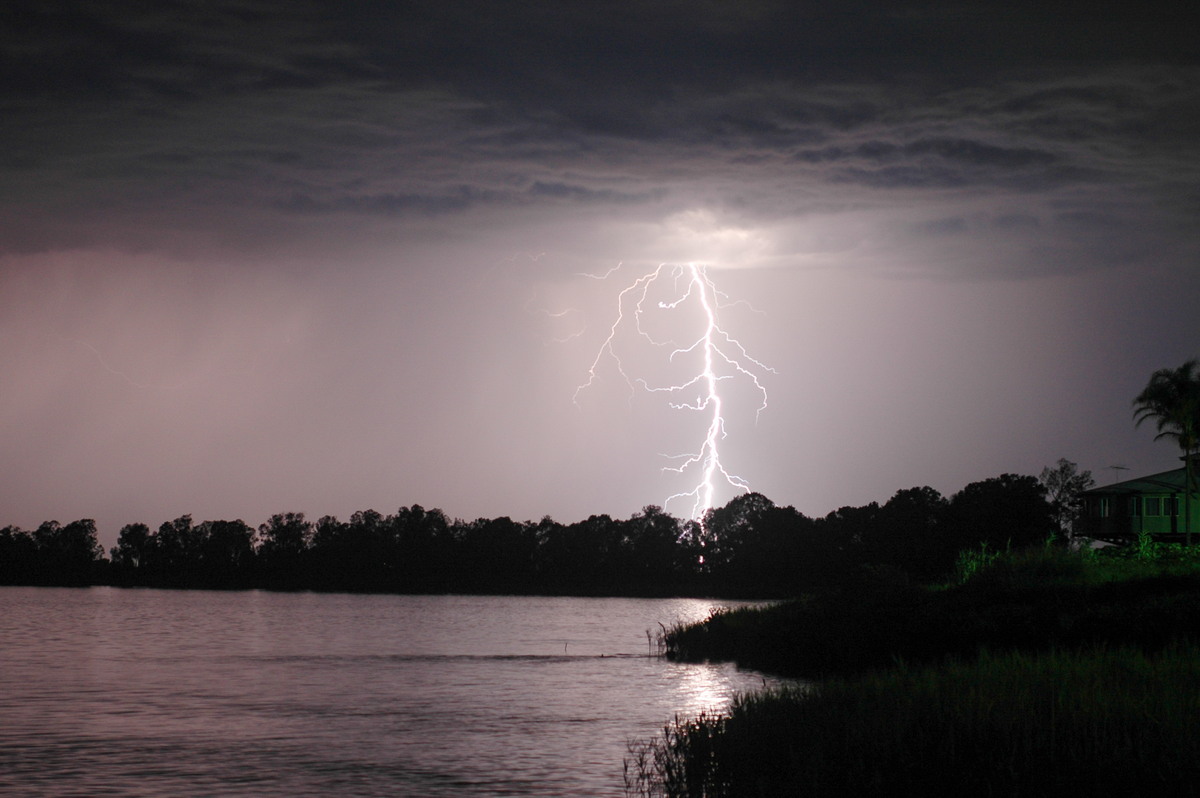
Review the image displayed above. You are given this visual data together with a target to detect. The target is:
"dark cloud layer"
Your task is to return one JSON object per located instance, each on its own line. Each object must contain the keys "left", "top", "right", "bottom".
{"left": 5, "top": 0, "right": 1198, "bottom": 257}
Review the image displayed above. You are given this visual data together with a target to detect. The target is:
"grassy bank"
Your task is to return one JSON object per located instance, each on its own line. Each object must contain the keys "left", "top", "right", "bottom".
{"left": 626, "top": 644, "right": 1200, "bottom": 797}
{"left": 662, "top": 545, "right": 1200, "bottom": 677}
{"left": 632, "top": 546, "right": 1200, "bottom": 796}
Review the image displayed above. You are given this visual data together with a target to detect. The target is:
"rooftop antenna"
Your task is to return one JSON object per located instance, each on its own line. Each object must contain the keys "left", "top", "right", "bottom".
{"left": 1106, "top": 464, "right": 1129, "bottom": 484}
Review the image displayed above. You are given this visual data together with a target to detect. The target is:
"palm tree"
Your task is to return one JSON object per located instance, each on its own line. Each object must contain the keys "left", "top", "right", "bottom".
{"left": 1133, "top": 358, "right": 1200, "bottom": 544}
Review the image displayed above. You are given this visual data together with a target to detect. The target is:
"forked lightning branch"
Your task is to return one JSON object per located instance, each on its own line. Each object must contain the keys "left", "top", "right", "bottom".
{"left": 574, "top": 263, "right": 775, "bottom": 520}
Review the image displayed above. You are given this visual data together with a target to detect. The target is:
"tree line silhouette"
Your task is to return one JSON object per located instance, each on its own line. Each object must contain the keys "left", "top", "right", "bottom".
{"left": 0, "top": 473, "right": 1057, "bottom": 596}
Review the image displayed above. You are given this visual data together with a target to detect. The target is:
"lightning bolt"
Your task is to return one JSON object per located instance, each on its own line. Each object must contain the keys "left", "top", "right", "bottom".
{"left": 60, "top": 336, "right": 184, "bottom": 392}
{"left": 575, "top": 263, "right": 774, "bottom": 521}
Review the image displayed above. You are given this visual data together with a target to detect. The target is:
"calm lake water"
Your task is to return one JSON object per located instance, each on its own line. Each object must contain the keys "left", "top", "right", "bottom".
{"left": 0, "top": 587, "right": 792, "bottom": 796}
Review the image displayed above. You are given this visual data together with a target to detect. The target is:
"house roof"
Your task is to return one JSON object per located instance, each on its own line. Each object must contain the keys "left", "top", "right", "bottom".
{"left": 1080, "top": 466, "right": 1188, "bottom": 495}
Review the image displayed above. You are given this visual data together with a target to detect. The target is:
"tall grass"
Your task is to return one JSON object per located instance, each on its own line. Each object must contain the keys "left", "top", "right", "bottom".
{"left": 949, "top": 540, "right": 1200, "bottom": 590}
{"left": 951, "top": 540, "right": 1006, "bottom": 584}
{"left": 627, "top": 645, "right": 1200, "bottom": 797}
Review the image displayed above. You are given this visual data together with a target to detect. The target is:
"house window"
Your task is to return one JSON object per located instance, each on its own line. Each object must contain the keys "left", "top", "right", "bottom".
{"left": 1087, "top": 497, "right": 1112, "bottom": 518}
{"left": 1145, "top": 497, "right": 1161, "bottom": 517}
{"left": 1167, "top": 497, "right": 1179, "bottom": 517}
{"left": 1128, "top": 497, "right": 1141, "bottom": 516}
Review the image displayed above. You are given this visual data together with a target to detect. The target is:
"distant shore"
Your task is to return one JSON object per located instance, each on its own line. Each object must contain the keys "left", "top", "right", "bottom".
{"left": 1, "top": 473, "right": 1062, "bottom": 598}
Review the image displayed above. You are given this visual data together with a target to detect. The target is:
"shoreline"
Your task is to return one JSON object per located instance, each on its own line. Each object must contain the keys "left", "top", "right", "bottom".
{"left": 630, "top": 545, "right": 1200, "bottom": 795}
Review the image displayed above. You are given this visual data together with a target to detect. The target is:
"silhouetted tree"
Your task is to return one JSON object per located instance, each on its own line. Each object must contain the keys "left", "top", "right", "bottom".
{"left": 703, "top": 492, "right": 777, "bottom": 580}
{"left": 257, "top": 512, "right": 312, "bottom": 589}
{"left": 946, "top": 474, "right": 1055, "bottom": 559}
{"left": 1038, "top": 459, "right": 1095, "bottom": 543}
{"left": 110, "top": 523, "right": 153, "bottom": 585}
{"left": 864, "top": 487, "right": 949, "bottom": 580}
{"left": 454, "top": 516, "right": 537, "bottom": 592}
{"left": 820, "top": 502, "right": 880, "bottom": 550}
{"left": 308, "top": 514, "right": 350, "bottom": 589}
{"left": 1133, "top": 358, "right": 1200, "bottom": 543}
{"left": 196, "top": 519, "right": 254, "bottom": 587}
{"left": 152, "top": 515, "right": 203, "bottom": 583}
{"left": 390, "top": 505, "right": 452, "bottom": 592}
{"left": 27, "top": 519, "right": 103, "bottom": 585}
{"left": 704, "top": 494, "right": 831, "bottom": 596}
{"left": 344, "top": 510, "right": 393, "bottom": 590}
{"left": 0, "top": 525, "right": 36, "bottom": 584}
{"left": 818, "top": 501, "right": 880, "bottom": 580}
{"left": 622, "top": 505, "right": 689, "bottom": 594}
{"left": 535, "top": 514, "right": 619, "bottom": 594}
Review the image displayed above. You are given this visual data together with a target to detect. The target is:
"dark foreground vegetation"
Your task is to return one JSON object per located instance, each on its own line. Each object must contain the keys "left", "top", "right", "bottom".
{"left": 630, "top": 545, "right": 1200, "bottom": 797}
{"left": 661, "top": 544, "right": 1200, "bottom": 676}
{"left": 0, "top": 472, "right": 1059, "bottom": 595}
{"left": 627, "top": 643, "right": 1200, "bottom": 797}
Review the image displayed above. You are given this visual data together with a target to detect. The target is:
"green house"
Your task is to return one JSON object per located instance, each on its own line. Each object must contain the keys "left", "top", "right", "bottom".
{"left": 1077, "top": 454, "right": 1199, "bottom": 543}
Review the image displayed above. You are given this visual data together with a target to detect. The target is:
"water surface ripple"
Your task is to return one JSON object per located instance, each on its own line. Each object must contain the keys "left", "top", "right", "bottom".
{"left": 0, "top": 588, "right": 793, "bottom": 796}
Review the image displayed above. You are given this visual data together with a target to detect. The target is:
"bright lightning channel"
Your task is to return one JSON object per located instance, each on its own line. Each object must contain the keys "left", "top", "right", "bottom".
{"left": 575, "top": 263, "right": 774, "bottom": 521}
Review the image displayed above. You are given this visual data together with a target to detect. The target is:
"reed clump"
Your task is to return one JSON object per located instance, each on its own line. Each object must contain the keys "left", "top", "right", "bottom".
{"left": 627, "top": 644, "right": 1200, "bottom": 797}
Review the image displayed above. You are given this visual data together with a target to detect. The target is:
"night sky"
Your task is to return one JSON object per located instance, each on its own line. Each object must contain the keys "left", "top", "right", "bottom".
{"left": 3, "top": 1, "right": 1198, "bottom": 548}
